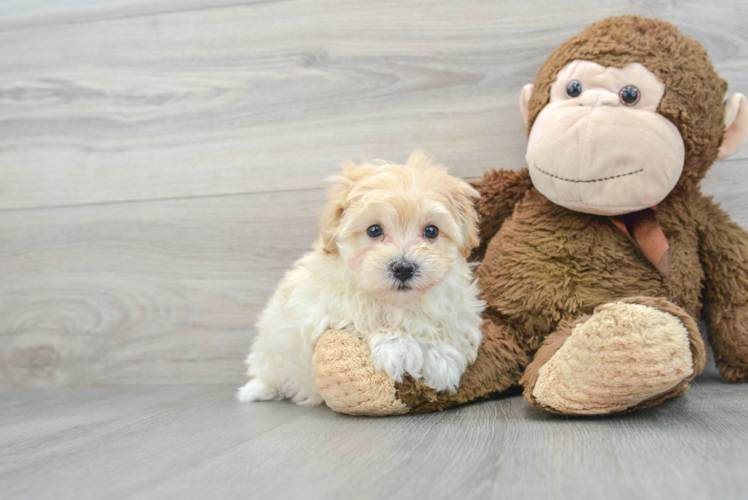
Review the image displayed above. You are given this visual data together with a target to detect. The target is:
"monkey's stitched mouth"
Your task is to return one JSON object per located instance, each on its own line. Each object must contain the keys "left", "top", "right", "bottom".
{"left": 533, "top": 164, "right": 643, "bottom": 183}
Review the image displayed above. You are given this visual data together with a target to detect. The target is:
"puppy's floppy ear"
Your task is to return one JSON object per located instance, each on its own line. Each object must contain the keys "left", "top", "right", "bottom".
{"left": 450, "top": 179, "right": 481, "bottom": 258}
{"left": 319, "top": 161, "right": 356, "bottom": 254}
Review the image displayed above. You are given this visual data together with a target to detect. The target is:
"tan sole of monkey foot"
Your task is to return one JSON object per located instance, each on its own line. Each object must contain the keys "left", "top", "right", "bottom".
{"left": 532, "top": 302, "right": 694, "bottom": 415}
{"left": 312, "top": 329, "right": 409, "bottom": 416}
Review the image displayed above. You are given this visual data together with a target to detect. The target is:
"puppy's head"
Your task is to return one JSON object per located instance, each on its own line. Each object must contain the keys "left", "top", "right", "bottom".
{"left": 319, "top": 150, "right": 479, "bottom": 296}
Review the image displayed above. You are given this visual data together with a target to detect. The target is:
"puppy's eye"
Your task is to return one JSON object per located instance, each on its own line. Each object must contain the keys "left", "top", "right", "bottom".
{"left": 366, "top": 225, "right": 383, "bottom": 238}
{"left": 423, "top": 225, "right": 439, "bottom": 239}
{"left": 566, "top": 80, "right": 583, "bottom": 98}
{"left": 619, "top": 85, "right": 640, "bottom": 105}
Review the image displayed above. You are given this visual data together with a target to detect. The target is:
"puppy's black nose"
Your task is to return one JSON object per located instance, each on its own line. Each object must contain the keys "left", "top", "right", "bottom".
{"left": 392, "top": 261, "right": 416, "bottom": 282}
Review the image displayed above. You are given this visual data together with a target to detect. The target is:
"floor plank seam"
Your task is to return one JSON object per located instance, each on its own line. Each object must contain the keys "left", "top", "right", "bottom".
{"left": 0, "top": 186, "right": 326, "bottom": 214}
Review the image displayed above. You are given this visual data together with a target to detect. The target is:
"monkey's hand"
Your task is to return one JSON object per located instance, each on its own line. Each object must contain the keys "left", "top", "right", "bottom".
{"left": 697, "top": 195, "right": 748, "bottom": 382}
{"left": 312, "top": 329, "right": 410, "bottom": 416}
{"left": 469, "top": 168, "right": 533, "bottom": 262}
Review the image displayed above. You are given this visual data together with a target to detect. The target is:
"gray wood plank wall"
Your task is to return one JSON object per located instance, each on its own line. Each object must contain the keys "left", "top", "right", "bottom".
{"left": 1, "top": 0, "right": 747, "bottom": 387}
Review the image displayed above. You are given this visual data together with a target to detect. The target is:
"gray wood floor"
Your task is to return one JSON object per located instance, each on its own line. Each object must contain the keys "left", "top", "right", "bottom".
{"left": 2, "top": 362, "right": 747, "bottom": 500}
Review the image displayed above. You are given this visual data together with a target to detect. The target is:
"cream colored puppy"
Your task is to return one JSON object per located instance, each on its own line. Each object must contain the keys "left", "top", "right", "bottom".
{"left": 237, "top": 151, "right": 484, "bottom": 405}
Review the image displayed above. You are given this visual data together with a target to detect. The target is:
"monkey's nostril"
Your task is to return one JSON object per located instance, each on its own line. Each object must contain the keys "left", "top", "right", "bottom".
{"left": 392, "top": 261, "right": 417, "bottom": 282}
{"left": 579, "top": 91, "right": 619, "bottom": 107}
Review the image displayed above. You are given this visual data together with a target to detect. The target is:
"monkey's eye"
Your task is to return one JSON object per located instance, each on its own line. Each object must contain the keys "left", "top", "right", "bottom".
{"left": 566, "top": 80, "right": 583, "bottom": 98}
{"left": 367, "top": 225, "right": 383, "bottom": 238}
{"left": 619, "top": 85, "right": 640, "bottom": 105}
{"left": 423, "top": 225, "right": 439, "bottom": 239}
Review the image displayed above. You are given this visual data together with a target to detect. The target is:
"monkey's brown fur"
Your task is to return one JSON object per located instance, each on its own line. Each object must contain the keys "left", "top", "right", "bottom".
{"left": 312, "top": 15, "right": 748, "bottom": 415}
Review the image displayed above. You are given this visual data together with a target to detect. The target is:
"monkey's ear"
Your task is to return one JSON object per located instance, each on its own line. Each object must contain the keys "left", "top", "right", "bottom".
{"left": 718, "top": 93, "right": 748, "bottom": 160}
{"left": 519, "top": 83, "right": 534, "bottom": 128}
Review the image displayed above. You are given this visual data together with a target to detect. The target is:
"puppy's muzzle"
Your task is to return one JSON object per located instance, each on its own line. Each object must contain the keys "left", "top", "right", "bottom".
{"left": 391, "top": 260, "right": 417, "bottom": 283}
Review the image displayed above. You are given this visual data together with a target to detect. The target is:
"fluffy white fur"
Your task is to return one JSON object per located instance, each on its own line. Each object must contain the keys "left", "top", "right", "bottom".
{"left": 237, "top": 151, "right": 485, "bottom": 405}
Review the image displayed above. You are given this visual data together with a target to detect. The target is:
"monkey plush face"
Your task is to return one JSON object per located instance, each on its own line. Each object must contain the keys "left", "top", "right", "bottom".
{"left": 519, "top": 15, "right": 748, "bottom": 217}
{"left": 525, "top": 61, "right": 684, "bottom": 216}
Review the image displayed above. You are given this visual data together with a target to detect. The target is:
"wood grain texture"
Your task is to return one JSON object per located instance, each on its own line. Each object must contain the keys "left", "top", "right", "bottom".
{"left": 1, "top": 367, "right": 747, "bottom": 500}
{"left": 0, "top": 189, "right": 325, "bottom": 386}
{"left": 1, "top": 0, "right": 748, "bottom": 388}
{"left": 0, "top": 0, "right": 746, "bottom": 210}
{"left": 0, "top": 0, "right": 264, "bottom": 32}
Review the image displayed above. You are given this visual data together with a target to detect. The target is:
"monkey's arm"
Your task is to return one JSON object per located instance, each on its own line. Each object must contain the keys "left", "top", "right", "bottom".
{"left": 696, "top": 195, "right": 748, "bottom": 382}
{"left": 469, "top": 168, "right": 533, "bottom": 261}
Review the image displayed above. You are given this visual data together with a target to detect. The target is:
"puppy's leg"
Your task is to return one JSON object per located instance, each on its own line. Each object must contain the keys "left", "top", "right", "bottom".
{"left": 421, "top": 344, "right": 467, "bottom": 393}
{"left": 238, "top": 301, "right": 324, "bottom": 405}
{"left": 239, "top": 350, "right": 323, "bottom": 405}
{"left": 369, "top": 331, "right": 424, "bottom": 383}
{"left": 239, "top": 339, "right": 324, "bottom": 406}
{"left": 236, "top": 379, "right": 279, "bottom": 402}
{"left": 236, "top": 345, "right": 284, "bottom": 403}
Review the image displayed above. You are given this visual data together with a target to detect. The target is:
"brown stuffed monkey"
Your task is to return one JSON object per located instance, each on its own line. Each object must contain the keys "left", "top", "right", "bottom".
{"left": 311, "top": 15, "right": 748, "bottom": 416}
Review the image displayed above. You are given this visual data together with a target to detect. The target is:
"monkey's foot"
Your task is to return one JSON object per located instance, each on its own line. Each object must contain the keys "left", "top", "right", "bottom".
{"left": 312, "top": 329, "right": 409, "bottom": 416}
{"left": 522, "top": 297, "right": 705, "bottom": 416}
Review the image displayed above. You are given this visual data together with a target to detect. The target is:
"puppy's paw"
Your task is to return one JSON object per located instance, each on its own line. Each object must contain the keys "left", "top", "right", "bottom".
{"left": 236, "top": 379, "right": 278, "bottom": 403}
{"left": 422, "top": 344, "right": 467, "bottom": 393}
{"left": 369, "top": 333, "right": 424, "bottom": 383}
